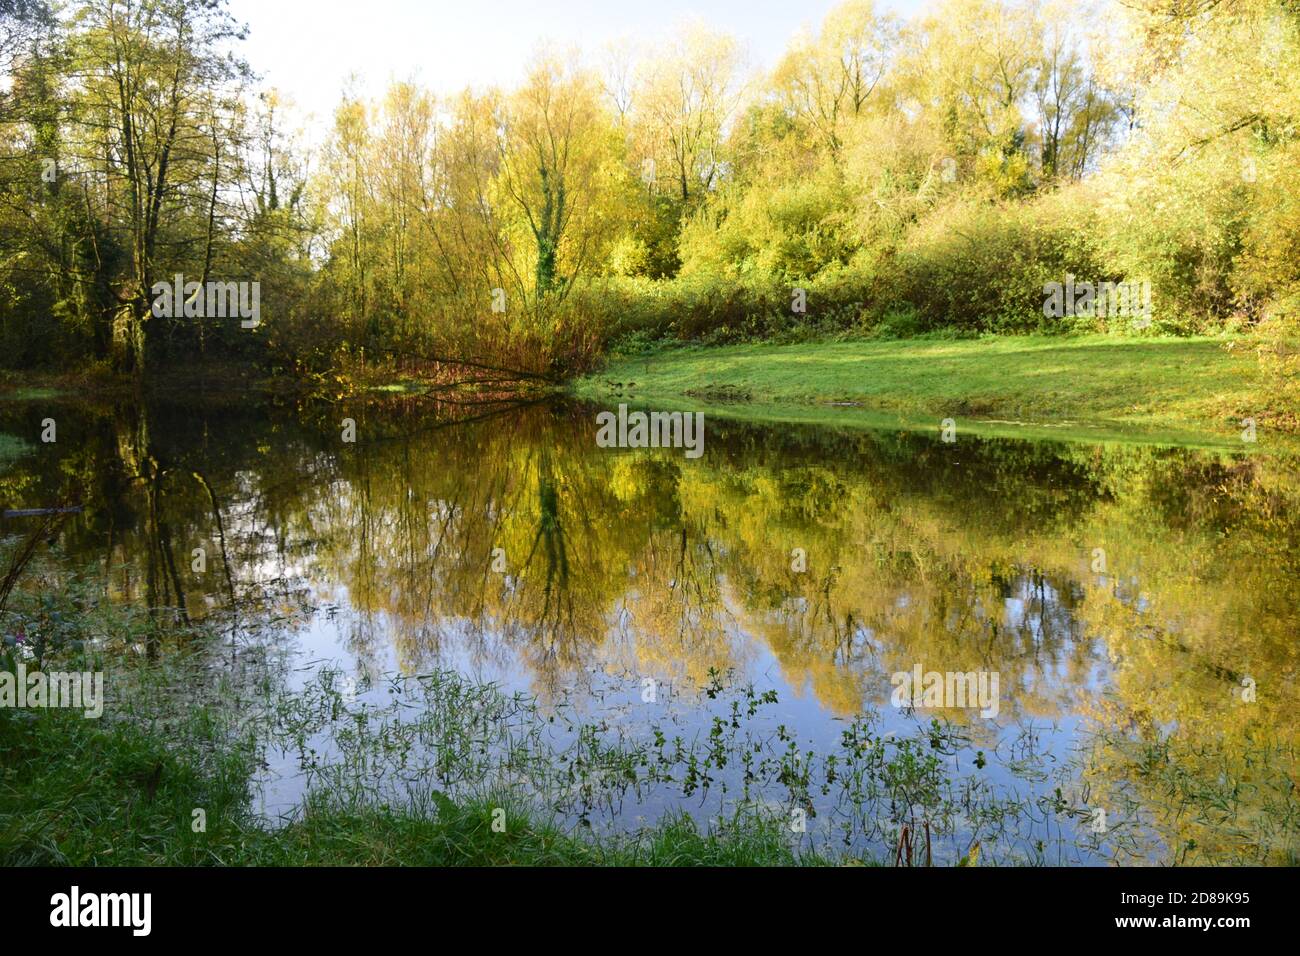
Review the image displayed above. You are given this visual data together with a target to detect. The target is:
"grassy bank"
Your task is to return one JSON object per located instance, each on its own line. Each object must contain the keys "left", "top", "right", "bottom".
{"left": 571, "top": 334, "right": 1298, "bottom": 449}
{"left": 0, "top": 706, "right": 842, "bottom": 866}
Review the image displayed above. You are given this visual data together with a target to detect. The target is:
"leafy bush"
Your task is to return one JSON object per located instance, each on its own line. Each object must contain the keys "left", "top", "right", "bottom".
{"left": 877, "top": 193, "right": 1105, "bottom": 333}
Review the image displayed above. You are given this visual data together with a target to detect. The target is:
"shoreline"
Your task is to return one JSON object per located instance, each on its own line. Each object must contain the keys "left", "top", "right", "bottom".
{"left": 569, "top": 333, "right": 1299, "bottom": 451}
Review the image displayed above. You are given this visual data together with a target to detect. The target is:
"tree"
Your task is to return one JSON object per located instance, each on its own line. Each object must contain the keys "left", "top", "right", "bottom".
{"left": 772, "top": 0, "right": 900, "bottom": 156}
{"left": 1032, "top": 1, "right": 1121, "bottom": 181}
{"left": 901, "top": 0, "right": 1042, "bottom": 194}
{"left": 68, "top": 0, "right": 249, "bottom": 374}
{"left": 633, "top": 22, "right": 745, "bottom": 204}
{"left": 496, "top": 54, "right": 620, "bottom": 304}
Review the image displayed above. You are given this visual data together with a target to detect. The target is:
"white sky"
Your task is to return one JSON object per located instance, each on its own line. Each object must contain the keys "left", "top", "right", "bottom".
{"left": 226, "top": 0, "right": 927, "bottom": 135}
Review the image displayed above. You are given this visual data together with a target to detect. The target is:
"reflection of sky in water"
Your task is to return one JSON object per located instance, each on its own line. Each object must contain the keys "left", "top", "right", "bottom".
{"left": 249, "top": 547, "right": 1118, "bottom": 865}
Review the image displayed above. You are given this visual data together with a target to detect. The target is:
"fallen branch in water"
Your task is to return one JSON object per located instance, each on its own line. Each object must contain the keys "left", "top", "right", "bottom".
{"left": 0, "top": 505, "right": 76, "bottom": 616}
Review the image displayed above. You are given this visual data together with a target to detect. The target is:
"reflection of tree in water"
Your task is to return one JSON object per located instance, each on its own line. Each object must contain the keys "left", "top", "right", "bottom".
{"left": 10, "top": 397, "right": 1297, "bottom": 859}
{"left": 112, "top": 404, "right": 193, "bottom": 649}
{"left": 4, "top": 399, "right": 307, "bottom": 659}
{"left": 521, "top": 449, "right": 575, "bottom": 665}
{"left": 112, "top": 402, "right": 269, "bottom": 643}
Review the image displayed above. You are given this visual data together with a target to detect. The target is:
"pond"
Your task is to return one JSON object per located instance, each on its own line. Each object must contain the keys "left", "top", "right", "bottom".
{"left": 1, "top": 393, "right": 1296, "bottom": 865}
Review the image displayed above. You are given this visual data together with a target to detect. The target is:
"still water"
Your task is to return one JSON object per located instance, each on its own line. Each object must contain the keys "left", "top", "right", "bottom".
{"left": 1, "top": 395, "right": 1296, "bottom": 864}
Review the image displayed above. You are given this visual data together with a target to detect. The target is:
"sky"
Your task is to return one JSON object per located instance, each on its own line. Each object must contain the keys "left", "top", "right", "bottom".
{"left": 226, "top": 0, "right": 927, "bottom": 135}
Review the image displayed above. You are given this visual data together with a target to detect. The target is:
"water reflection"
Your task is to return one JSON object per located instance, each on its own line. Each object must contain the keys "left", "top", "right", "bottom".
{"left": 1, "top": 396, "right": 1296, "bottom": 863}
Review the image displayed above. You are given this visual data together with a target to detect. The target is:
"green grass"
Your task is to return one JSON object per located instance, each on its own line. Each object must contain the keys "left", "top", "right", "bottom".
{"left": 571, "top": 334, "right": 1292, "bottom": 450}
{"left": 0, "top": 706, "right": 848, "bottom": 866}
